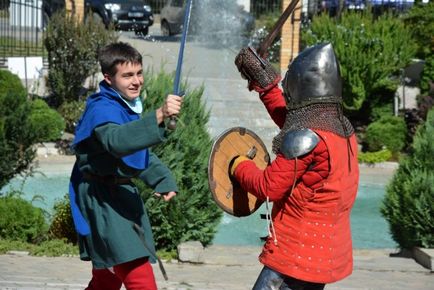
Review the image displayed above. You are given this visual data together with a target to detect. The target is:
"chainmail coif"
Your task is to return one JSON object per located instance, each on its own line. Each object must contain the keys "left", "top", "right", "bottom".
{"left": 272, "top": 103, "right": 355, "bottom": 154}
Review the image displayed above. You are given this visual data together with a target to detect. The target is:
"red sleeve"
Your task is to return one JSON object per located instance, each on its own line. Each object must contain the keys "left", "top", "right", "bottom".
{"left": 233, "top": 138, "right": 330, "bottom": 201}
{"left": 259, "top": 86, "right": 287, "bottom": 128}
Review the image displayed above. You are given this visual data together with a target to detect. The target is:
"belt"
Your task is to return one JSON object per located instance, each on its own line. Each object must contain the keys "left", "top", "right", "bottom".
{"left": 82, "top": 173, "right": 132, "bottom": 185}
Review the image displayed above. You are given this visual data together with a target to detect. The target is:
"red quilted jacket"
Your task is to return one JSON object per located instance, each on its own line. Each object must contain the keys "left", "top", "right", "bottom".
{"left": 233, "top": 86, "right": 359, "bottom": 283}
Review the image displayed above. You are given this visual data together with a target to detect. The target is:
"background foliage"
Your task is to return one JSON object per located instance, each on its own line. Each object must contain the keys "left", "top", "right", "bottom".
{"left": 136, "top": 69, "right": 222, "bottom": 251}
{"left": 381, "top": 108, "right": 434, "bottom": 248}
{"left": 302, "top": 11, "right": 417, "bottom": 120}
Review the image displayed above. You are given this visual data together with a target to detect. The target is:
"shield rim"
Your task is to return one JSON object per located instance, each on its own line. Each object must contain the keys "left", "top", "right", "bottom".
{"left": 208, "top": 126, "right": 270, "bottom": 216}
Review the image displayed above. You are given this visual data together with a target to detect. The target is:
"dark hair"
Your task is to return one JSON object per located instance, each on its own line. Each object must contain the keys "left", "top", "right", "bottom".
{"left": 98, "top": 42, "right": 142, "bottom": 76}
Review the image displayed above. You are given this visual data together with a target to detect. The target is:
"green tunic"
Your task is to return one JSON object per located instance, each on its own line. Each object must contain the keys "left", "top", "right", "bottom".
{"left": 74, "top": 111, "right": 177, "bottom": 269}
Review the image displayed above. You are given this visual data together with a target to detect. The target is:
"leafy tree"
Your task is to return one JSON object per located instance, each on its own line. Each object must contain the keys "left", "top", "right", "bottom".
{"left": 302, "top": 11, "right": 417, "bottom": 120}
{"left": 44, "top": 10, "right": 118, "bottom": 108}
{"left": 136, "top": 69, "right": 222, "bottom": 251}
{"left": 381, "top": 108, "right": 434, "bottom": 248}
{"left": 403, "top": 2, "right": 434, "bottom": 95}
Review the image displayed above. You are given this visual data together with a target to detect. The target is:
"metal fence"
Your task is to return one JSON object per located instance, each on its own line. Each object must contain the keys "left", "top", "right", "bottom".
{"left": 149, "top": 0, "right": 283, "bottom": 15}
{"left": 0, "top": 0, "right": 46, "bottom": 67}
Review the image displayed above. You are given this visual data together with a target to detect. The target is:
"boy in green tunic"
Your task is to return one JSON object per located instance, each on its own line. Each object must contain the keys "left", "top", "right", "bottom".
{"left": 69, "top": 42, "right": 183, "bottom": 290}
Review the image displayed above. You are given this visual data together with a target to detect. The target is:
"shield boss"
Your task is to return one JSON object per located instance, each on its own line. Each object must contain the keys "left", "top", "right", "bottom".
{"left": 208, "top": 127, "right": 270, "bottom": 217}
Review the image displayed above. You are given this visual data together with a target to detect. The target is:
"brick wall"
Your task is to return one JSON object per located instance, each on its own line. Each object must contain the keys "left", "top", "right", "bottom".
{"left": 65, "top": 0, "right": 85, "bottom": 21}
{"left": 280, "top": 0, "right": 302, "bottom": 71}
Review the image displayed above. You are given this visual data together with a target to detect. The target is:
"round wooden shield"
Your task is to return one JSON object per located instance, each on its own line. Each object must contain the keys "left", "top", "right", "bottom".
{"left": 208, "top": 127, "right": 270, "bottom": 217}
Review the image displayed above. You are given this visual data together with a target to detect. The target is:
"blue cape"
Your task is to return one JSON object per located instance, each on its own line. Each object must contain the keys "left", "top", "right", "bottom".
{"left": 69, "top": 81, "right": 149, "bottom": 235}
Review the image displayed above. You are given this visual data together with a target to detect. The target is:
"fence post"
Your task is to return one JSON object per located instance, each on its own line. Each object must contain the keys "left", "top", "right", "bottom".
{"left": 280, "top": 0, "right": 302, "bottom": 71}
{"left": 65, "top": 0, "right": 85, "bottom": 21}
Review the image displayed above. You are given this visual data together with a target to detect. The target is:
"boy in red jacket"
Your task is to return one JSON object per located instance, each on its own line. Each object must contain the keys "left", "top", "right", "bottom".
{"left": 232, "top": 43, "right": 359, "bottom": 290}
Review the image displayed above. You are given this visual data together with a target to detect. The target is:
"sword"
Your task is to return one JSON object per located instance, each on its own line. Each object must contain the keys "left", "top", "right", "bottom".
{"left": 133, "top": 223, "right": 169, "bottom": 280}
{"left": 168, "top": 0, "right": 193, "bottom": 130}
{"left": 256, "top": 0, "right": 300, "bottom": 58}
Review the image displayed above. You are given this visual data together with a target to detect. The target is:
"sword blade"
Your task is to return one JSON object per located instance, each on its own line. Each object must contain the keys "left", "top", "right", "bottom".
{"left": 256, "top": 0, "right": 300, "bottom": 58}
{"left": 173, "top": 0, "right": 193, "bottom": 95}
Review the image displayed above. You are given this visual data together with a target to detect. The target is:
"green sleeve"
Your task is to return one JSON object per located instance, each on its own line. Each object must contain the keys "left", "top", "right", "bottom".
{"left": 93, "top": 111, "right": 166, "bottom": 157}
{"left": 138, "top": 151, "right": 179, "bottom": 194}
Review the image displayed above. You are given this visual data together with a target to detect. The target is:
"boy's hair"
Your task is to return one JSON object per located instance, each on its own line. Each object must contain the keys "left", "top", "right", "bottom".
{"left": 98, "top": 42, "right": 143, "bottom": 76}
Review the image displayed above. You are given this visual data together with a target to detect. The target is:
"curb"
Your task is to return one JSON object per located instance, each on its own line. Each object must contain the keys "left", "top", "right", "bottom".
{"left": 412, "top": 247, "right": 434, "bottom": 271}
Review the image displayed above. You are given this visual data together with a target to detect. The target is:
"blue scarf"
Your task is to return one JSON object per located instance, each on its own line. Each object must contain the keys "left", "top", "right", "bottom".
{"left": 69, "top": 81, "right": 149, "bottom": 235}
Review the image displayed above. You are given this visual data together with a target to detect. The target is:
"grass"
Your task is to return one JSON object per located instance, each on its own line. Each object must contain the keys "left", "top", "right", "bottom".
{"left": 0, "top": 238, "right": 78, "bottom": 257}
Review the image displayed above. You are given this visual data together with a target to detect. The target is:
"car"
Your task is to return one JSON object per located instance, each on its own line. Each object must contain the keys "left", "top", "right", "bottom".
{"left": 42, "top": 0, "right": 154, "bottom": 35}
{"left": 159, "top": 0, "right": 255, "bottom": 40}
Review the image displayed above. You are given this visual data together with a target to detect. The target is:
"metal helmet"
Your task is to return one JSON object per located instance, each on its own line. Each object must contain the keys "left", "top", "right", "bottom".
{"left": 282, "top": 43, "right": 342, "bottom": 109}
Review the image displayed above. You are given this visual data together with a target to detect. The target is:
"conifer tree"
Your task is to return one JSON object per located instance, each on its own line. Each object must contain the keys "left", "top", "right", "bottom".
{"left": 137, "top": 70, "right": 222, "bottom": 250}
{"left": 381, "top": 108, "right": 434, "bottom": 248}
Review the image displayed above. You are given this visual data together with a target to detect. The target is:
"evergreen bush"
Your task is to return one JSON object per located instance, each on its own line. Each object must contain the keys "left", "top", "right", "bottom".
{"left": 381, "top": 108, "right": 434, "bottom": 248}
{"left": 0, "top": 71, "right": 38, "bottom": 189}
{"left": 364, "top": 115, "right": 407, "bottom": 154}
{"left": 44, "top": 10, "right": 118, "bottom": 108}
{"left": 302, "top": 11, "right": 417, "bottom": 118}
{"left": 136, "top": 69, "right": 222, "bottom": 251}
{"left": 29, "top": 99, "right": 65, "bottom": 142}
{"left": 0, "top": 195, "right": 48, "bottom": 243}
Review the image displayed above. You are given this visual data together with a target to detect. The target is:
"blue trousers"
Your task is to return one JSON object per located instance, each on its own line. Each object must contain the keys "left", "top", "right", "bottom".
{"left": 252, "top": 266, "right": 326, "bottom": 290}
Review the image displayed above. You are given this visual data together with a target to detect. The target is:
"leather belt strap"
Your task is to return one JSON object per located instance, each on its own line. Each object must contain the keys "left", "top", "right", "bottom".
{"left": 82, "top": 173, "right": 132, "bottom": 185}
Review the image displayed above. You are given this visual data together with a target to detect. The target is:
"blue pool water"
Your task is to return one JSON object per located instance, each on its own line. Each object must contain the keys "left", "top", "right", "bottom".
{"left": 1, "top": 174, "right": 397, "bottom": 249}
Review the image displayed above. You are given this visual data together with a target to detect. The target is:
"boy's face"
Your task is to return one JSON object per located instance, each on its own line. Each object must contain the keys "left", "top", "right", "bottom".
{"left": 104, "top": 62, "right": 143, "bottom": 101}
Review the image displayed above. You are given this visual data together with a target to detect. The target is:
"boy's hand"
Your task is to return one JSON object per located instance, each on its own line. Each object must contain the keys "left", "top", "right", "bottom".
{"left": 154, "top": 191, "right": 177, "bottom": 201}
{"left": 156, "top": 94, "right": 183, "bottom": 124}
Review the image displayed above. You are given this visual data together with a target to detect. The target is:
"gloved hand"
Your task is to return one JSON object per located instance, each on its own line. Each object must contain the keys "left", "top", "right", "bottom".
{"left": 235, "top": 47, "right": 281, "bottom": 93}
{"left": 230, "top": 155, "right": 251, "bottom": 176}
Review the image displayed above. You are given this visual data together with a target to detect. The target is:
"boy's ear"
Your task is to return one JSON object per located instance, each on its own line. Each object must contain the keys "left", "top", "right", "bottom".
{"left": 103, "top": 73, "right": 112, "bottom": 85}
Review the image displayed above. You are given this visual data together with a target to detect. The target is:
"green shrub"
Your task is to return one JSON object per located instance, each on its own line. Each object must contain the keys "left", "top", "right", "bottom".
{"left": 358, "top": 149, "right": 392, "bottom": 164}
{"left": 364, "top": 116, "right": 407, "bottom": 154}
{"left": 0, "top": 71, "right": 38, "bottom": 189}
{"left": 381, "top": 108, "right": 434, "bottom": 248}
{"left": 44, "top": 10, "right": 118, "bottom": 108}
{"left": 0, "top": 195, "right": 48, "bottom": 243}
{"left": 29, "top": 99, "right": 65, "bottom": 142}
{"left": 136, "top": 69, "right": 222, "bottom": 251}
{"left": 48, "top": 194, "right": 77, "bottom": 244}
{"left": 302, "top": 11, "right": 417, "bottom": 115}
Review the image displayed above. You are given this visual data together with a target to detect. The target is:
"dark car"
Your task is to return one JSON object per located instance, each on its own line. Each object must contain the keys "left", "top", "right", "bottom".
{"left": 86, "top": 0, "right": 153, "bottom": 35}
{"left": 160, "top": 0, "right": 255, "bottom": 40}
{"left": 42, "top": 0, "right": 153, "bottom": 35}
